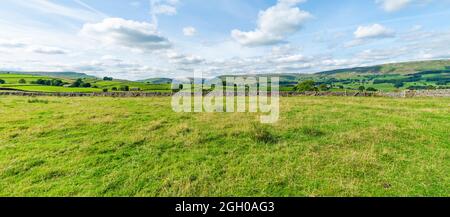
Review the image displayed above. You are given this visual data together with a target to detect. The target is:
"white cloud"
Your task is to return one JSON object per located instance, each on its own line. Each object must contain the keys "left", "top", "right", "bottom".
{"left": 80, "top": 18, "right": 171, "bottom": 51}
{"left": 167, "top": 51, "right": 205, "bottom": 65}
{"left": 183, "top": 26, "right": 197, "bottom": 36}
{"left": 356, "top": 48, "right": 407, "bottom": 61}
{"left": 375, "top": 0, "right": 430, "bottom": 12}
{"left": 231, "top": 0, "right": 312, "bottom": 46}
{"left": 376, "top": 0, "right": 411, "bottom": 12}
{"left": 13, "top": 0, "right": 105, "bottom": 22}
{"left": 27, "top": 45, "right": 68, "bottom": 55}
{"left": 354, "top": 24, "right": 395, "bottom": 39}
{"left": 151, "top": 0, "right": 179, "bottom": 16}
{"left": 153, "top": 4, "right": 177, "bottom": 15}
{"left": 0, "top": 39, "right": 27, "bottom": 48}
{"left": 73, "top": 0, "right": 109, "bottom": 18}
{"left": 130, "top": 1, "right": 141, "bottom": 7}
{"left": 0, "top": 38, "right": 68, "bottom": 55}
{"left": 274, "top": 54, "right": 308, "bottom": 63}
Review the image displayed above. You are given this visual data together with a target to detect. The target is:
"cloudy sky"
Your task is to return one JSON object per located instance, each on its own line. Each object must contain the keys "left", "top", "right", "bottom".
{"left": 0, "top": 0, "right": 450, "bottom": 80}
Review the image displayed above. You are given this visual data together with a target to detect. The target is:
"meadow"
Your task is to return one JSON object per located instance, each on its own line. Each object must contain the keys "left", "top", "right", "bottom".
{"left": 0, "top": 95, "right": 448, "bottom": 196}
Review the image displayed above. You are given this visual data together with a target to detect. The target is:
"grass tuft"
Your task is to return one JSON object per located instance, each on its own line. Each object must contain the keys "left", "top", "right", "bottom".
{"left": 300, "top": 127, "right": 326, "bottom": 137}
{"left": 251, "top": 123, "right": 278, "bottom": 144}
{"left": 27, "top": 98, "right": 49, "bottom": 104}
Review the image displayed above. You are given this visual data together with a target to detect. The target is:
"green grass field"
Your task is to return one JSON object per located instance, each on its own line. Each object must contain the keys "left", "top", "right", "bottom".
{"left": 0, "top": 73, "right": 173, "bottom": 93}
{"left": 0, "top": 96, "right": 448, "bottom": 196}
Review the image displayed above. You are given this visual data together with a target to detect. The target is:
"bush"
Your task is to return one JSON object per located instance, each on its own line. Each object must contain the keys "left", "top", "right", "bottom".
{"left": 366, "top": 87, "right": 378, "bottom": 92}
{"left": 427, "top": 85, "right": 436, "bottom": 90}
{"left": 70, "top": 79, "right": 91, "bottom": 88}
{"left": 358, "top": 86, "right": 366, "bottom": 92}
{"left": 81, "top": 83, "right": 92, "bottom": 88}
{"left": 0, "top": 79, "right": 5, "bottom": 84}
{"left": 102, "top": 88, "right": 108, "bottom": 92}
{"left": 111, "top": 87, "right": 118, "bottom": 91}
{"left": 18, "top": 79, "right": 27, "bottom": 84}
{"left": 119, "top": 85, "right": 129, "bottom": 91}
{"left": 394, "top": 82, "right": 404, "bottom": 88}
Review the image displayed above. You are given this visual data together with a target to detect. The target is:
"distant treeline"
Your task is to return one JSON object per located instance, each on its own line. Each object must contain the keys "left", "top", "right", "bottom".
{"left": 409, "top": 69, "right": 450, "bottom": 76}
{"left": 373, "top": 75, "right": 422, "bottom": 84}
{"left": 373, "top": 70, "right": 450, "bottom": 85}
{"left": 31, "top": 79, "right": 65, "bottom": 86}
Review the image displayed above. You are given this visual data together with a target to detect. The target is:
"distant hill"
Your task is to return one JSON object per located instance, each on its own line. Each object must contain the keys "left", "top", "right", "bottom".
{"left": 2, "top": 59, "right": 448, "bottom": 89}
{"left": 138, "top": 78, "right": 173, "bottom": 84}
{"left": 216, "top": 59, "right": 450, "bottom": 83}
{"left": 0, "top": 71, "right": 96, "bottom": 79}
{"left": 318, "top": 59, "right": 450, "bottom": 76}
{"left": 213, "top": 59, "right": 450, "bottom": 91}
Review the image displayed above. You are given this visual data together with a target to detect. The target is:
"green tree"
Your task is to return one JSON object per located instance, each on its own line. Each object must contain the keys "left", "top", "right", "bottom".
{"left": 18, "top": 79, "right": 27, "bottom": 84}
{"left": 53, "top": 79, "right": 64, "bottom": 86}
{"left": 358, "top": 86, "right": 366, "bottom": 92}
{"left": 0, "top": 79, "right": 5, "bottom": 84}
{"left": 295, "top": 80, "right": 317, "bottom": 92}
{"left": 319, "top": 84, "right": 329, "bottom": 91}
{"left": 366, "top": 87, "right": 378, "bottom": 92}
{"left": 70, "top": 79, "right": 83, "bottom": 87}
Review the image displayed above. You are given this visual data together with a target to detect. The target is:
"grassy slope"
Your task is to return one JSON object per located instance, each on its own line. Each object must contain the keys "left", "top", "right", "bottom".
{"left": 0, "top": 74, "right": 172, "bottom": 93}
{"left": 0, "top": 96, "right": 448, "bottom": 196}
{"left": 5, "top": 86, "right": 103, "bottom": 93}
{"left": 0, "top": 71, "right": 96, "bottom": 79}
{"left": 0, "top": 74, "right": 71, "bottom": 84}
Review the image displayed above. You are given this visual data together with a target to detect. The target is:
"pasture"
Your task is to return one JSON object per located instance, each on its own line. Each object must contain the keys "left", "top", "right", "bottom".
{"left": 0, "top": 96, "right": 448, "bottom": 196}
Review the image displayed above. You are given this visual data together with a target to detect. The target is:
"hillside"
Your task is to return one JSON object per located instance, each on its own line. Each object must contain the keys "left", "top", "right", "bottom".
{"left": 138, "top": 78, "right": 173, "bottom": 84}
{"left": 0, "top": 71, "right": 96, "bottom": 79}
{"left": 318, "top": 59, "right": 450, "bottom": 76}
{"left": 217, "top": 59, "right": 450, "bottom": 92}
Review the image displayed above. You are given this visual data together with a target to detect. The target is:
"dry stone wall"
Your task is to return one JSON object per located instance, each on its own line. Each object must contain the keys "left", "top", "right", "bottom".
{"left": 0, "top": 90, "right": 449, "bottom": 98}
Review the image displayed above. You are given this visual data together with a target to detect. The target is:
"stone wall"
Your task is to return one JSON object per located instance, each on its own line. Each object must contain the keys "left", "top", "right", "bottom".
{"left": 0, "top": 91, "right": 172, "bottom": 97}
{"left": 0, "top": 90, "right": 449, "bottom": 98}
{"left": 407, "top": 89, "right": 450, "bottom": 97}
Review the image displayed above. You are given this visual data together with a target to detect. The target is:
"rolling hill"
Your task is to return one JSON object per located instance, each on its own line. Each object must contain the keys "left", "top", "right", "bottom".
{"left": 0, "top": 59, "right": 449, "bottom": 93}
{"left": 0, "top": 71, "right": 96, "bottom": 79}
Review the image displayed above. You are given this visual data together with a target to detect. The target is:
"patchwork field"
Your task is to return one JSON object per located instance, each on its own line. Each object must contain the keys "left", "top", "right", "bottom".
{"left": 0, "top": 96, "right": 448, "bottom": 196}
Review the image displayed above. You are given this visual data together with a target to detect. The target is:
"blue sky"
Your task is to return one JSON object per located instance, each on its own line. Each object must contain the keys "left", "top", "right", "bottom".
{"left": 0, "top": 0, "right": 449, "bottom": 80}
